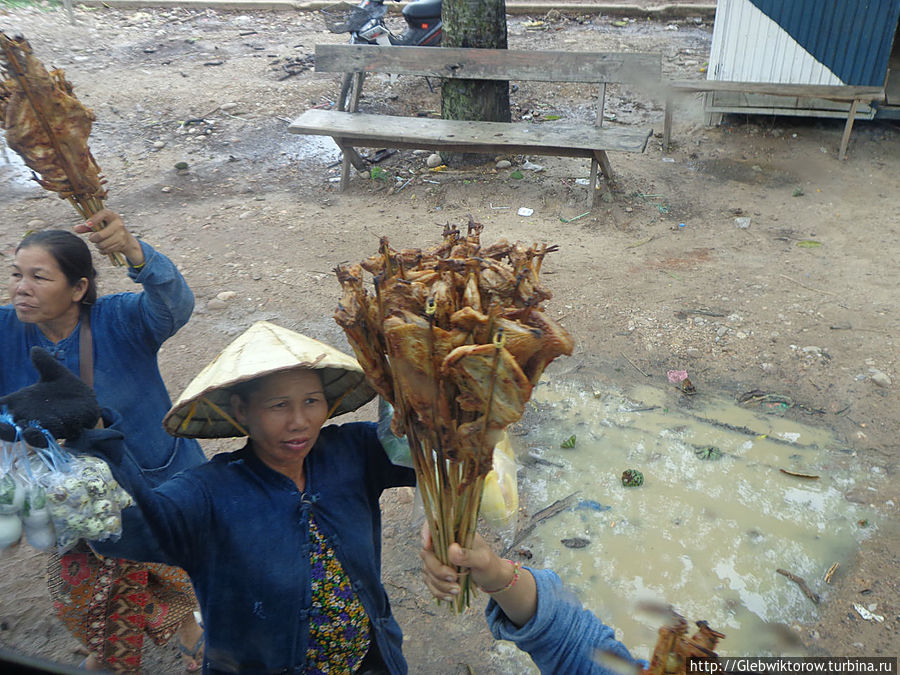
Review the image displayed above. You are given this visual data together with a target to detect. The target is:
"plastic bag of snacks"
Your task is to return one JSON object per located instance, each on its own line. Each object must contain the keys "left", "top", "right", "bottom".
{"left": 42, "top": 453, "right": 133, "bottom": 552}
{"left": 0, "top": 412, "right": 26, "bottom": 550}
{"left": 0, "top": 471, "right": 25, "bottom": 550}
{"left": 0, "top": 414, "right": 132, "bottom": 553}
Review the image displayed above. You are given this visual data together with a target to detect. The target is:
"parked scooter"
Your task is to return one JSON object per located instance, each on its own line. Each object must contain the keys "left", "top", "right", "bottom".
{"left": 323, "top": 0, "right": 442, "bottom": 110}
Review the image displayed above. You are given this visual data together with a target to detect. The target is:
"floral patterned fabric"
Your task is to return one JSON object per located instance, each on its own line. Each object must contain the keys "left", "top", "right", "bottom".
{"left": 306, "top": 516, "right": 371, "bottom": 673}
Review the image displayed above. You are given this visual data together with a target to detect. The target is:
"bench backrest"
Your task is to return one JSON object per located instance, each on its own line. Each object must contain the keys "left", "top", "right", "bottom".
{"left": 315, "top": 44, "right": 661, "bottom": 85}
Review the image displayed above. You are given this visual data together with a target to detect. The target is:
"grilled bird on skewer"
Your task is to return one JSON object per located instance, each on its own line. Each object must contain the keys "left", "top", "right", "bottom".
{"left": 334, "top": 219, "right": 574, "bottom": 611}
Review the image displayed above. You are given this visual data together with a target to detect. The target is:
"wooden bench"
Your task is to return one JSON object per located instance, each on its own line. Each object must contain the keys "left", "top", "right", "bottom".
{"left": 663, "top": 81, "right": 886, "bottom": 160}
{"left": 288, "top": 44, "right": 661, "bottom": 201}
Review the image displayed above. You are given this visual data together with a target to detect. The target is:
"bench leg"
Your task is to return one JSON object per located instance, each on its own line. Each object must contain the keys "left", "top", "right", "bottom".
{"left": 663, "top": 95, "right": 673, "bottom": 153}
{"left": 839, "top": 99, "right": 860, "bottom": 161}
{"left": 590, "top": 151, "right": 614, "bottom": 207}
{"left": 349, "top": 72, "right": 365, "bottom": 113}
{"left": 334, "top": 139, "right": 367, "bottom": 191}
{"left": 338, "top": 72, "right": 366, "bottom": 113}
{"left": 339, "top": 152, "right": 352, "bottom": 191}
{"left": 595, "top": 150, "right": 613, "bottom": 183}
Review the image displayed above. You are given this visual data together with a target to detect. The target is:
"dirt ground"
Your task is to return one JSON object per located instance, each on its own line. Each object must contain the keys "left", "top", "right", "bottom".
{"left": 1, "top": 2, "right": 898, "bottom": 673}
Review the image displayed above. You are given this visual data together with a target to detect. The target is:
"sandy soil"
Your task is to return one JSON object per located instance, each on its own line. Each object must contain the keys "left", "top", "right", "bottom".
{"left": 0, "top": 3, "right": 897, "bottom": 673}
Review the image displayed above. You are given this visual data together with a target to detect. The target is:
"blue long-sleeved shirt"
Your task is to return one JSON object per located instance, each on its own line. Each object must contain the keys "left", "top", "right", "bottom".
{"left": 487, "top": 568, "right": 647, "bottom": 675}
{"left": 70, "top": 414, "right": 416, "bottom": 675}
{"left": 0, "top": 240, "right": 205, "bottom": 482}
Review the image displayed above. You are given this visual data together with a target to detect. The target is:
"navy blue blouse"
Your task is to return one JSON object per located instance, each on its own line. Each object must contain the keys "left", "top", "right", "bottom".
{"left": 73, "top": 416, "right": 416, "bottom": 674}
{"left": 0, "top": 240, "right": 205, "bottom": 482}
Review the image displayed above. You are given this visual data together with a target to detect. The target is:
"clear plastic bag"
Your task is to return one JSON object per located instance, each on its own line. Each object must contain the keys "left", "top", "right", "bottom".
{"left": 0, "top": 418, "right": 132, "bottom": 553}
{"left": 42, "top": 454, "right": 133, "bottom": 553}
{"left": 21, "top": 482, "right": 56, "bottom": 550}
{"left": 377, "top": 398, "right": 414, "bottom": 468}
{"left": 0, "top": 467, "right": 25, "bottom": 550}
{"left": 0, "top": 414, "right": 26, "bottom": 550}
{"left": 0, "top": 412, "right": 26, "bottom": 513}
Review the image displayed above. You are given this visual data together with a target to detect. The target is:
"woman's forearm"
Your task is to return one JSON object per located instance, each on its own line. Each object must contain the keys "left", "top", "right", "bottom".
{"left": 483, "top": 563, "right": 538, "bottom": 628}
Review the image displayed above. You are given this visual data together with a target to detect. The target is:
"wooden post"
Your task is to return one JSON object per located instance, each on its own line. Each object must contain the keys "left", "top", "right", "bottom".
{"left": 349, "top": 72, "right": 365, "bottom": 113}
{"left": 596, "top": 83, "right": 606, "bottom": 128}
{"left": 64, "top": 0, "right": 75, "bottom": 24}
{"left": 588, "top": 83, "right": 607, "bottom": 205}
{"left": 595, "top": 150, "right": 613, "bottom": 183}
{"left": 339, "top": 149, "right": 352, "bottom": 191}
{"left": 663, "top": 95, "right": 673, "bottom": 153}
{"left": 839, "top": 99, "right": 860, "bottom": 161}
{"left": 334, "top": 141, "right": 366, "bottom": 191}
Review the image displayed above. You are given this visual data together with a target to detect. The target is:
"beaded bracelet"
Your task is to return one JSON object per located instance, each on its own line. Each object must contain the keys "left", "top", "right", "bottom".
{"left": 480, "top": 559, "right": 521, "bottom": 595}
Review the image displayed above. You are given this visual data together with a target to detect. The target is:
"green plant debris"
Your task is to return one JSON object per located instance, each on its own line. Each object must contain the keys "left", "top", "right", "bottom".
{"left": 621, "top": 469, "right": 644, "bottom": 487}
{"left": 695, "top": 446, "right": 723, "bottom": 460}
{"left": 559, "top": 211, "right": 590, "bottom": 223}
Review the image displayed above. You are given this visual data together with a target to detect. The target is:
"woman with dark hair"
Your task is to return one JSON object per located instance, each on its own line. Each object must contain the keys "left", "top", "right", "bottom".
{"left": 0, "top": 209, "right": 206, "bottom": 672}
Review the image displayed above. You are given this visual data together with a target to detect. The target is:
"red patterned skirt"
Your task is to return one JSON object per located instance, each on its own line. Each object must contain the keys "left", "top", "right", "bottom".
{"left": 48, "top": 544, "right": 196, "bottom": 673}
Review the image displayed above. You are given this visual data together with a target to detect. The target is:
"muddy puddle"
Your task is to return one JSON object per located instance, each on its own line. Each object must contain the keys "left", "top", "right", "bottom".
{"left": 503, "top": 381, "right": 881, "bottom": 660}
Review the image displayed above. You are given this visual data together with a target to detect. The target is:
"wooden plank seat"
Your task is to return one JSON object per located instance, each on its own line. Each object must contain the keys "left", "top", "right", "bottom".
{"left": 288, "top": 44, "right": 661, "bottom": 202}
{"left": 663, "top": 80, "right": 886, "bottom": 160}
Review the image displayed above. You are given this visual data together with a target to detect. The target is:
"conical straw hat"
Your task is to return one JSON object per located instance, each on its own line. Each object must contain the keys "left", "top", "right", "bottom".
{"left": 163, "top": 321, "right": 376, "bottom": 438}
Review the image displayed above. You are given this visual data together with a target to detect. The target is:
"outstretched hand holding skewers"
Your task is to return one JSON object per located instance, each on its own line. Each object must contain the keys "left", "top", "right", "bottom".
{"left": 421, "top": 525, "right": 538, "bottom": 627}
{"left": 420, "top": 524, "right": 727, "bottom": 675}
{"left": 74, "top": 209, "right": 145, "bottom": 268}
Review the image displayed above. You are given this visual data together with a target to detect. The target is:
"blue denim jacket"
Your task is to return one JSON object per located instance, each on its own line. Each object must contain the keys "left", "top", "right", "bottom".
{"left": 70, "top": 412, "right": 416, "bottom": 674}
{"left": 0, "top": 240, "right": 205, "bottom": 483}
{"left": 486, "top": 568, "right": 647, "bottom": 675}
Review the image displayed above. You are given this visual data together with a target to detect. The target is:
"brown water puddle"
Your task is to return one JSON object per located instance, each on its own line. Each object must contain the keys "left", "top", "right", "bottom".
{"left": 503, "top": 381, "right": 881, "bottom": 661}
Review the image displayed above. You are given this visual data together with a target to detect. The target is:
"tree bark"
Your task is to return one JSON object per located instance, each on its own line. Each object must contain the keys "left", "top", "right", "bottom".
{"left": 441, "top": 0, "right": 509, "bottom": 166}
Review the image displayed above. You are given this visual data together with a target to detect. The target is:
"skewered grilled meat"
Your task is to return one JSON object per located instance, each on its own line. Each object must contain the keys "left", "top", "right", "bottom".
{"left": 334, "top": 219, "right": 573, "bottom": 611}
{"left": 0, "top": 33, "right": 105, "bottom": 200}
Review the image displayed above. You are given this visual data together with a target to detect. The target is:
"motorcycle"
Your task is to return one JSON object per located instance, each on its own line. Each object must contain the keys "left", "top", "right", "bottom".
{"left": 323, "top": 0, "right": 443, "bottom": 111}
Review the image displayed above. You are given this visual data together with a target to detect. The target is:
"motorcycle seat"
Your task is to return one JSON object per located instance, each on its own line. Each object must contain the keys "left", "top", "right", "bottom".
{"left": 402, "top": 0, "right": 442, "bottom": 20}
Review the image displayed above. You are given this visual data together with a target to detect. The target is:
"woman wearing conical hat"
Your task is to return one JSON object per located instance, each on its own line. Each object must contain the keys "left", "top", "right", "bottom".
{"left": 74, "top": 320, "right": 417, "bottom": 674}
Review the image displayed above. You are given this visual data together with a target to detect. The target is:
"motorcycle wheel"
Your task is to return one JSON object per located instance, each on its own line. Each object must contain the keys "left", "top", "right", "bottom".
{"left": 338, "top": 71, "right": 366, "bottom": 112}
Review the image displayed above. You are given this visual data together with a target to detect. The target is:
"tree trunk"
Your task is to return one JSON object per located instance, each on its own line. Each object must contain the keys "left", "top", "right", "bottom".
{"left": 441, "top": 0, "right": 509, "bottom": 167}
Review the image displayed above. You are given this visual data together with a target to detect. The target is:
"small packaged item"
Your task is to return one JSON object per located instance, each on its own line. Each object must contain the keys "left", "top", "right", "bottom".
{"left": 0, "top": 414, "right": 133, "bottom": 553}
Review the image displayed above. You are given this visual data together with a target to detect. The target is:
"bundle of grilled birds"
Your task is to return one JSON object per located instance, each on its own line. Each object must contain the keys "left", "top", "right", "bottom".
{"left": 0, "top": 33, "right": 121, "bottom": 264}
{"left": 335, "top": 219, "right": 574, "bottom": 611}
{"left": 642, "top": 615, "right": 725, "bottom": 675}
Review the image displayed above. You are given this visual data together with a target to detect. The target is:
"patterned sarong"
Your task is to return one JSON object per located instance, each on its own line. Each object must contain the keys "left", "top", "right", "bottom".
{"left": 47, "top": 544, "right": 196, "bottom": 673}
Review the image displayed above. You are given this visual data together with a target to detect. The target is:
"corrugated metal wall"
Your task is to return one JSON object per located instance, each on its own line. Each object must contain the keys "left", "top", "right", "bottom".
{"left": 709, "top": 0, "right": 900, "bottom": 86}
